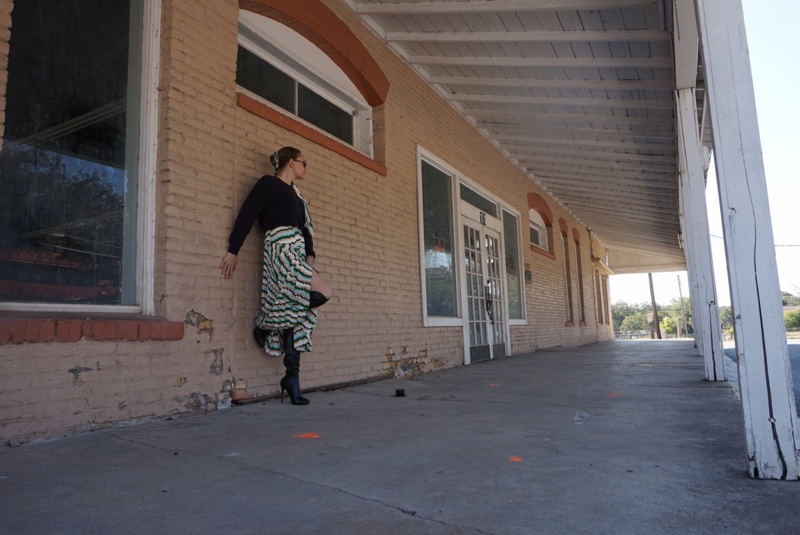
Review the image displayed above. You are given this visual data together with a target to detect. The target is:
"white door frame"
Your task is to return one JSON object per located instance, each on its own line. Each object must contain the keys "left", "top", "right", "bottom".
{"left": 459, "top": 201, "right": 510, "bottom": 365}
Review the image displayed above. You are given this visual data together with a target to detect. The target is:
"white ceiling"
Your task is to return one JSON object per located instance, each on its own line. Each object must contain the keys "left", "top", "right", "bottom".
{"left": 347, "top": 0, "right": 690, "bottom": 273}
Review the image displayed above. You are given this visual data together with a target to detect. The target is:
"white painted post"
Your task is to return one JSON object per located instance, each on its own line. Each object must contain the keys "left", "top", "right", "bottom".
{"left": 676, "top": 88, "right": 726, "bottom": 382}
{"left": 696, "top": 0, "right": 800, "bottom": 479}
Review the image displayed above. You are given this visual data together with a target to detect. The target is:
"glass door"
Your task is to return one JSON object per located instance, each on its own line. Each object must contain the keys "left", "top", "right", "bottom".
{"left": 461, "top": 204, "right": 507, "bottom": 363}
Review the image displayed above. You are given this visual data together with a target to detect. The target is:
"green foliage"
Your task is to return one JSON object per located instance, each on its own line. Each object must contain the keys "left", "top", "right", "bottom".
{"left": 781, "top": 291, "right": 800, "bottom": 306}
{"left": 786, "top": 310, "right": 800, "bottom": 330}
{"left": 619, "top": 312, "right": 649, "bottom": 331}
{"left": 661, "top": 316, "right": 677, "bottom": 335}
{"left": 611, "top": 301, "right": 651, "bottom": 331}
{"left": 719, "top": 305, "right": 735, "bottom": 337}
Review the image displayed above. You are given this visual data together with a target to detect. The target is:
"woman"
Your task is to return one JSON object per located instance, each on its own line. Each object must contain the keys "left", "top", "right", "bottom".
{"left": 219, "top": 147, "right": 332, "bottom": 405}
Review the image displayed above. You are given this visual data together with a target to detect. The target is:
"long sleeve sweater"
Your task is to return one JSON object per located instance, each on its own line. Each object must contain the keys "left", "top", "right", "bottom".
{"left": 227, "top": 175, "right": 315, "bottom": 258}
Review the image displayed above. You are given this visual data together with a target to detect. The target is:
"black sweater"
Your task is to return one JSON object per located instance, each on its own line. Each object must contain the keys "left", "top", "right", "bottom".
{"left": 227, "top": 175, "right": 315, "bottom": 258}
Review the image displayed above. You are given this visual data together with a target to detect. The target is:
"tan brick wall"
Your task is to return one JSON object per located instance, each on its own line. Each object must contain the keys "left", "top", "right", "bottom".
{"left": 0, "top": 0, "right": 614, "bottom": 442}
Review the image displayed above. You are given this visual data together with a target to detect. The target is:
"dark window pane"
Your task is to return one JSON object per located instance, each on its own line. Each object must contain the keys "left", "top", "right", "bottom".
{"left": 236, "top": 45, "right": 295, "bottom": 114}
{"left": 0, "top": 0, "right": 133, "bottom": 304}
{"left": 422, "top": 161, "right": 457, "bottom": 317}
{"left": 530, "top": 226, "right": 540, "bottom": 246}
{"left": 298, "top": 84, "right": 353, "bottom": 145}
{"left": 460, "top": 184, "right": 497, "bottom": 218}
{"left": 503, "top": 211, "right": 522, "bottom": 319}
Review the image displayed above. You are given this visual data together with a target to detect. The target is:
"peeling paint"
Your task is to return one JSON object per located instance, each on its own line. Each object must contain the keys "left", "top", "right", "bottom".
{"left": 174, "top": 392, "right": 213, "bottom": 412}
{"left": 67, "top": 365, "right": 93, "bottom": 386}
{"left": 185, "top": 309, "right": 214, "bottom": 340}
{"left": 385, "top": 345, "right": 426, "bottom": 379}
{"left": 207, "top": 348, "right": 224, "bottom": 376}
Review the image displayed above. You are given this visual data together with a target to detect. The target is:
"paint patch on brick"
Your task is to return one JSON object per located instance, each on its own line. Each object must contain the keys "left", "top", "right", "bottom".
{"left": 68, "top": 365, "right": 93, "bottom": 386}
{"left": 207, "top": 348, "right": 224, "bottom": 376}
{"left": 185, "top": 309, "right": 213, "bottom": 340}
{"left": 385, "top": 345, "right": 426, "bottom": 379}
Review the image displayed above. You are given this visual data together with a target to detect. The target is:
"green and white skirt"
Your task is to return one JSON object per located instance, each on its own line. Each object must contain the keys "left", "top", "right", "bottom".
{"left": 254, "top": 226, "right": 316, "bottom": 356}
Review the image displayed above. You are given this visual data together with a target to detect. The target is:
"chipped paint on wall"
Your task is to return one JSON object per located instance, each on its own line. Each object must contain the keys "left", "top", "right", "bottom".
{"left": 384, "top": 345, "right": 426, "bottom": 379}
{"left": 207, "top": 348, "right": 224, "bottom": 376}
{"left": 67, "top": 365, "right": 93, "bottom": 386}
{"left": 185, "top": 309, "right": 214, "bottom": 340}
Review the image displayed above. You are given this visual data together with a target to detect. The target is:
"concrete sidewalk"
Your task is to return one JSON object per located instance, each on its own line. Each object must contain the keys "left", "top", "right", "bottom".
{"left": 2, "top": 340, "right": 799, "bottom": 534}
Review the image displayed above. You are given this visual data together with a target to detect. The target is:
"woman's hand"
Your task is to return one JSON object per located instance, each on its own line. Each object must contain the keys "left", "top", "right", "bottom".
{"left": 219, "top": 252, "right": 238, "bottom": 279}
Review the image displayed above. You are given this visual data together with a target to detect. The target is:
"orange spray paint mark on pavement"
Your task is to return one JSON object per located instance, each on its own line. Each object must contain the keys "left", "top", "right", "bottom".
{"left": 609, "top": 393, "right": 621, "bottom": 398}
{"left": 490, "top": 384, "right": 500, "bottom": 387}
{"left": 509, "top": 457, "right": 522, "bottom": 462}
{"left": 296, "top": 433, "right": 320, "bottom": 439}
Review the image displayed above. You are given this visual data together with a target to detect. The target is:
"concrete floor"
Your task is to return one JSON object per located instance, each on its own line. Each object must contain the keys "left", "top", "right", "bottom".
{"left": 2, "top": 340, "right": 799, "bottom": 535}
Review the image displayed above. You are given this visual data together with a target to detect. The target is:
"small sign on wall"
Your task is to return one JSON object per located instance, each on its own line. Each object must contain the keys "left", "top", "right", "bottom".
{"left": 524, "top": 263, "right": 532, "bottom": 285}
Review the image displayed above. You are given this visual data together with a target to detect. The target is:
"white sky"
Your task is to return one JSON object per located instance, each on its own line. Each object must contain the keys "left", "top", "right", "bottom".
{"left": 610, "top": 0, "right": 800, "bottom": 306}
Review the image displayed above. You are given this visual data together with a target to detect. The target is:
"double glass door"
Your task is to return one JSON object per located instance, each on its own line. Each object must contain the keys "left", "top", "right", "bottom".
{"left": 462, "top": 205, "right": 507, "bottom": 363}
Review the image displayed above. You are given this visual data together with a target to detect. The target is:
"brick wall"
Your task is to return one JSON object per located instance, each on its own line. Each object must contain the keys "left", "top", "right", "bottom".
{"left": 0, "top": 0, "right": 614, "bottom": 443}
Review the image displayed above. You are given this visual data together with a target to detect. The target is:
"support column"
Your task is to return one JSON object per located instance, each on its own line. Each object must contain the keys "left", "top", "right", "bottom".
{"left": 697, "top": 0, "right": 800, "bottom": 479}
{"left": 676, "top": 88, "right": 725, "bottom": 381}
{"left": 678, "top": 180, "right": 704, "bottom": 356}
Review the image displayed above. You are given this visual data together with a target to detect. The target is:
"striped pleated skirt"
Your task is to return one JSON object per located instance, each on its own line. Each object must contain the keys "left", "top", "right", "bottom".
{"left": 254, "top": 226, "right": 316, "bottom": 356}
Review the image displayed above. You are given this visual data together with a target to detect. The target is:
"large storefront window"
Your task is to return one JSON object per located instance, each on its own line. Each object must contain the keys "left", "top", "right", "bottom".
{"left": 503, "top": 210, "right": 523, "bottom": 319}
{"left": 421, "top": 161, "right": 457, "bottom": 317}
{"left": 0, "top": 0, "right": 142, "bottom": 305}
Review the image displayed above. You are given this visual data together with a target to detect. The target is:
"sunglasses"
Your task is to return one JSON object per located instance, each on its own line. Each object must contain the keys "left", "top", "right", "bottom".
{"left": 293, "top": 158, "right": 308, "bottom": 169}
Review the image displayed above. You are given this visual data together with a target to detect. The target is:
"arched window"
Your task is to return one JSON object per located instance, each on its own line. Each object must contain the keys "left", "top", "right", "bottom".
{"left": 237, "top": 12, "right": 372, "bottom": 153}
{"left": 529, "top": 209, "right": 549, "bottom": 251}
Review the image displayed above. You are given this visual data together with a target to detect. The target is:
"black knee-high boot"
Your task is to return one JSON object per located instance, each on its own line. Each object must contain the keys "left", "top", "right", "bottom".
{"left": 309, "top": 291, "right": 329, "bottom": 309}
{"left": 280, "top": 329, "right": 309, "bottom": 405}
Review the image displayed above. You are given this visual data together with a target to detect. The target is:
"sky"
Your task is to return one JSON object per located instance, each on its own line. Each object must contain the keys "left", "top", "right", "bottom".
{"left": 610, "top": 0, "right": 800, "bottom": 306}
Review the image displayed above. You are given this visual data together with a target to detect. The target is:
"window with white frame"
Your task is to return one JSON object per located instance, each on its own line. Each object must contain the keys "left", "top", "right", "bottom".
{"left": 503, "top": 210, "right": 523, "bottom": 320}
{"left": 561, "top": 234, "right": 573, "bottom": 323}
{"left": 0, "top": 0, "right": 156, "bottom": 309}
{"left": 529, "top": 210, "right": 548, "bottom": 251}
{"left": 237, "top": 12, "right": 372, "bottom": 154}
{"left": 420, "top": 160, "right": 458, "bottom": 318}
{"left": 573, "top": 240, "right": 585, "bottom": 323}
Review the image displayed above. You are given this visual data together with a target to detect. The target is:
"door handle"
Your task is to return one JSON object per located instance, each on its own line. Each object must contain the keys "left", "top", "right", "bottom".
{"left": 484, "top": 284, "right": 495, "bottom": 325}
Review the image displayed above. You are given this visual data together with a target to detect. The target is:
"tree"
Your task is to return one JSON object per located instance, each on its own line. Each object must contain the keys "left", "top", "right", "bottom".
{"left": 661, "top": 316, "right": 677, "bottom": 335}
{"left": 786, "top": 310, "right": 800, "bottom": 330}
{"left": 611, "top": 301, "right": 650, "bottom": 331}
{"left": 781, "top": 291, "right": 800, "bottom": 306}
{"left": 619, "top": 312, "right": 649, "bottom": 332}
{"left": 719, "top": 305, "right": 735, "bottom": 338}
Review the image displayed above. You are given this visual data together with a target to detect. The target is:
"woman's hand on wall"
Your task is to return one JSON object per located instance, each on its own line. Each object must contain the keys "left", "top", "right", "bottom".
{"left": 219, "top": 252, "right": 238, "bottom": 279}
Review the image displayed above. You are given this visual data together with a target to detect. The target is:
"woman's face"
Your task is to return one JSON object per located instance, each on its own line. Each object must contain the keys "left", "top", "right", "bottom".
{"left": 290, "top": 154, "right": 308, "bottom": 179}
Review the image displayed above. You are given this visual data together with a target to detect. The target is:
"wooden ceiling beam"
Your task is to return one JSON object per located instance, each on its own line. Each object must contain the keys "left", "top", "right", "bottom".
{"left": 533, "top": 171, "right": 677, "bottom": 188}
{"left": 508, "top": 145, "right": 677, "bottom": 163}
{"left": 487, "top": 123, "right": 677, "bottom": 139}
{"left": 500, "top": 137, "right": 675, "bottom": 151}
{"left": 356, "top": 0, "right": 658, "bottom": 15}
{"left": 465, "top": 108, "right": 676, "bottom": 125}
{"left": 518, "top": 156, "right": 676, "bottom": 172}
{"left": 433, "top": 76, "right": 673, "bottom": 91}
{"left": 388, "top": 29, "right": 671, "bottom": 43}
{"left": 413, "top": 56, "right": 673, "bottom": 69}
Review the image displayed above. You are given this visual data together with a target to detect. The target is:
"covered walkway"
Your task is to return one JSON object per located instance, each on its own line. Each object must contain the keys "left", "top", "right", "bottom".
{"left": 2, "top": 340, "right": 798, "bottom": 534}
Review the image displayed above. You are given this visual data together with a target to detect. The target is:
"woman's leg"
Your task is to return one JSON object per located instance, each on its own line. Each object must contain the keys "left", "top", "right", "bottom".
{"left": 310, "top": 268, "right": 332, "bottom": 299}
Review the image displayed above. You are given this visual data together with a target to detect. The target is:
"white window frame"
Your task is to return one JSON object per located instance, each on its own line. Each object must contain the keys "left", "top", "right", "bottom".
{"left": 0, "top": 0, "right": 161, "bottom": 315}
{"left": 529, "top": 210, "right": 548, "bottom": 252}
{"left": 416, "top": 146, "right": 526, "bottom": 327}
{"left": 573, "top": 240, "right": 584, "bottom": 323}
{"left": 417, "top": 148, "right": 462, "bottom": 327}
{"left": 237, "top": 12, "right": 372, "bottom": 156}
{"left": 502, "top": 209, "right": 527, "bottom": 326}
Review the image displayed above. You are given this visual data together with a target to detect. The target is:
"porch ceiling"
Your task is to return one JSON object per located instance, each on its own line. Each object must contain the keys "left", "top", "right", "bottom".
{"left": 349, "top": 0, "right": 687, "bottom": 272}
